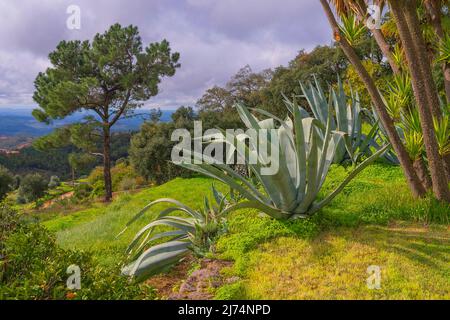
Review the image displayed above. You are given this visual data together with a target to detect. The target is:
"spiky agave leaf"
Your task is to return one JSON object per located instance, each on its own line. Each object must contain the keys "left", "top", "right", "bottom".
{"left": 297, "top": 76, "right": 381, "bottom": 165}
{"left": 121, "top": 186, "right": 231, "bottom": 281}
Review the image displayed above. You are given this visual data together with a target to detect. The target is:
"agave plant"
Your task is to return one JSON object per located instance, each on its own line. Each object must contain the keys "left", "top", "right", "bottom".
{"left": 119, "top": 186, "right": 230, "bottom": 281}
{"left": 179, "top": 102, "right": 389, "bottom": 220}
{"left": 294, "top": 76, "right": 380, "bottom": 165}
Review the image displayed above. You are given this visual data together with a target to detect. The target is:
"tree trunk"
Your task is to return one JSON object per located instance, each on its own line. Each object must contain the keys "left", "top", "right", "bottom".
{"left": 320, "top": 0, "right": 426, "bottom": 198}
{"left": 424, "top": 0, "right": 450, "bottom": 104}
{"left": 372, "top": 28, "right": 401, "bottom": 75}
{"left": 349, "top": 0, "right": 401, "bottom": 75}
{"left": 413, "top": 157, "right": 432, "bottom": 191}
{"left": 103, "top": 126, "right": 113, "bottom": 202}
{"left": 390, "top": 0, "right": 450, "bottom": 202}
{"left": 403, "top": 2, "right": 442, "bottom": 119}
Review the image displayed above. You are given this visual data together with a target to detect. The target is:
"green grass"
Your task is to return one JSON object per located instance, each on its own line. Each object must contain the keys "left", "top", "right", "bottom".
{"left": 217, "top": 223, "right": 449, "bottom": 300}
{"left": 214, "top": 163, "right": 449, "bottom": 299}
{"left": 44, "top": 176, "right": 222, "bottom": 266}
{"left": 41, "top": 164, "right": 449, "bottom": 299}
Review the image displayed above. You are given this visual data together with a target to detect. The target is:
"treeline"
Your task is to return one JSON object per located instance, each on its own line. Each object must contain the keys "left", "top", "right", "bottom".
{"left": 0, "top": 132, "right": 132, "bottom": 180}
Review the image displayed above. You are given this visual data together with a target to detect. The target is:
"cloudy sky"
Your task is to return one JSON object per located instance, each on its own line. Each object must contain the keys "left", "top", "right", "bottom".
{"left": 0, "top": 0, "right": 332, "bottom": 110}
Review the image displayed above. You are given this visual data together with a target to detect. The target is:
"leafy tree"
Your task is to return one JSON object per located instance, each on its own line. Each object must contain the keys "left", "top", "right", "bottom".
{"left": 0, "top": 165, "right": 13, "bottom": 201}
{"left": 32, "top": 24, "right": 180, "bottom": 201}
{"left": 68, "top": 153, "right": 97, "bottom": 184}
{"left": 171, "top": 106, "right": 197, "bottom": 128}
{"left": 18, "top": 174, "right": 48, "bottom": 203}
{"left": 130, "top": 116, "right": 194, "bottom": 185}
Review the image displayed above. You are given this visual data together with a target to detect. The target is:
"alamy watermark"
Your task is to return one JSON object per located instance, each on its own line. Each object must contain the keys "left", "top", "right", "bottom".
{"left": 366, "top": 5, "right": 382, "bottom": 30}
{"left": 66, "top": 264, "right": 81, "bottom": 290}
{"left": 366, "top": 265, "right": 381, "bottom": 290}
{"left": 66, "top": 5, "right": 81, "bottom": 30}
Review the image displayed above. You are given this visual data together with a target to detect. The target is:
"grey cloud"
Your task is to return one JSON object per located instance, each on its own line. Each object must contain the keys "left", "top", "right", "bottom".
{"left": 0, "top": 0, "right": 331, "bottom": 108}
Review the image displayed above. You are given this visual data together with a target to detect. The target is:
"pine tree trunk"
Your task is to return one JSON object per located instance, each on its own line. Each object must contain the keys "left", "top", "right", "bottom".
{"left": 103, "top": 126, "right": 113, "bottom": 202}
{"left": 320, "top": 0, "right": 426, "bottom": 198}
{"left": 390, "top": 0, "right": 450, "bottom": 202}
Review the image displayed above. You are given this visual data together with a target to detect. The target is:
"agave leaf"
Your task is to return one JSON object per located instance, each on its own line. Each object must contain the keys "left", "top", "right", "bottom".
{"left": 123, "top": 241, "right": 191, "bottom": 281}
{"left": 292, "top": 104, "right": 307, "bottom": 203}
{"left": 122, "top": 198, "right": 201, "bottom": 230}
{"left": 130, "top": 230, "right": 189, "bottom": 260}
{"left": 178, "top": 163, "right": 261, "bottom": 202}
{"left": 309, "top": 144, "right": 390, "bottom": 214}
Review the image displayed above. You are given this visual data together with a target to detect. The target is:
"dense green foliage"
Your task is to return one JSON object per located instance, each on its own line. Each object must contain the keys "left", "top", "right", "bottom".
{"left": 129, "top": 107, "right": 196, "bottom": 184}
{"left": 17, "top": 173, "right": 48, "bottom": 204}
{"left": 0, "top": 165, "right": 13, "bottom": 201}
{"left": 0, "top": 206, "right": 154, "bottom": 300}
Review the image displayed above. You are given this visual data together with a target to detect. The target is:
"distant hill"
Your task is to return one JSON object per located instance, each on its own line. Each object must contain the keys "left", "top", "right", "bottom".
{"left": 0, "top": 108, "right": 175, "bottom": 137}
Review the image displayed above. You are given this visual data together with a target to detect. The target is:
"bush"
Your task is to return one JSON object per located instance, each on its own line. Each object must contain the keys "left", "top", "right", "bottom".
{"left": 18, "top": 173, "right": 48, "bottom": 203}
{"left": 118, "top": 177, "right": 137, "bottom": 191}
{"left": 0, "top": 165, "right": 13, "bottom": 201}
{"left": 73, "top": 183, "right": 94, "bottom": 200}
{"left": 0, "top": 206, "right": 154, "bottom": 300}
{"left": 87, "top": 163, "right": 143, "bottom": 193}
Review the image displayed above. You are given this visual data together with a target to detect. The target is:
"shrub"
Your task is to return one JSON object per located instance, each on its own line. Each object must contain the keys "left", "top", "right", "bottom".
{"left": 0, "top": 165, "right": 13, "bottom": 201}
{"left": 18, "top": 173, "right": 48, "bottom": 203}
{"left": 87, "top": 163, "right": 141, "bottom": 193}
{"left": 0, "top": 206, "right": 154, "bottom": 300}
{"left": 118, "top": 177, "right": 137, "bottom": 191}
{"left": 73, "top": 183, "right": 94, "bottom": 200}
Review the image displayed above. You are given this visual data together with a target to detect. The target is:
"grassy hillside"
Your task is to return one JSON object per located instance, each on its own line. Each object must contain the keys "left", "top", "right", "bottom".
{"left": 42, "top": 164, "right": 449, "bottom": 299}
{"left": 43, "top": 176, "right": 223, "bottom": 266}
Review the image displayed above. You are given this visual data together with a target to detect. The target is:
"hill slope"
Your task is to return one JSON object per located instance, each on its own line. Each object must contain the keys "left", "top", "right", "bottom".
{"left": 42, "top": 164, "right": 450, "bottom": 299}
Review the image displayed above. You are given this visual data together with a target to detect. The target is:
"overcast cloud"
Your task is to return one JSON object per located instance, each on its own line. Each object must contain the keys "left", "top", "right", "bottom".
{"left": 0, "top": 0, "right": 331, "bottom": 109}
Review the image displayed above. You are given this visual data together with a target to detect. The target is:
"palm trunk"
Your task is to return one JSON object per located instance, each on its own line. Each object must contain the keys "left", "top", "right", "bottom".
{"left": 351, "top": 1, "right": 401, "bottom": 75}
{"left": 402, "top": 2, "right": 442, "bottom": 119}
{"left": 390, "top": 0, "right": 450, "bottom": 202}
{"left": 424, "top": 0, "right": 450, "bottom": 104}
{"left": 103, "top": 126, "right": 113, "bottom": 202}
{"left": 413, "top": 158, "right": 432, "bottom": 191}
{"left": 320, "top": 0, "right": 426, "bottom": 198}
{"left": 372, "top": 28, "right": 401, "bottom": 75}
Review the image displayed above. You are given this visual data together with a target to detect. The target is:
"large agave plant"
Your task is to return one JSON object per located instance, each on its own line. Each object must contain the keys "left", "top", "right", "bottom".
{"left": 294, "top": 76, "right": 380, "bottom": 165}
{"left": 179, "top": 102, "right": 389, "bottom": 220}
{"left": 119, "top": 186, "right": 230, "bottom": 281}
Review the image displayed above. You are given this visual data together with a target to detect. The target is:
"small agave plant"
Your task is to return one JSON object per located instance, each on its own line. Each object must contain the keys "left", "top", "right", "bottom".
{"left": 119, "top": 186, "right": 231, "bottom": 282}
{"left": 292, "top": 76, "right": 382, "bottom": 165}
{"left": 179, "top": 102, "right": 389, "bottom": 220}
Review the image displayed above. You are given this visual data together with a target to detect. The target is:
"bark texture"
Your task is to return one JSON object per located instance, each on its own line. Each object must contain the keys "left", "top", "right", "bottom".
{"left": 320, "top": 0, "right": 427, "bottom": 198}
{"left": 390, "top": 0, "right": 450, "bottom": 202}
